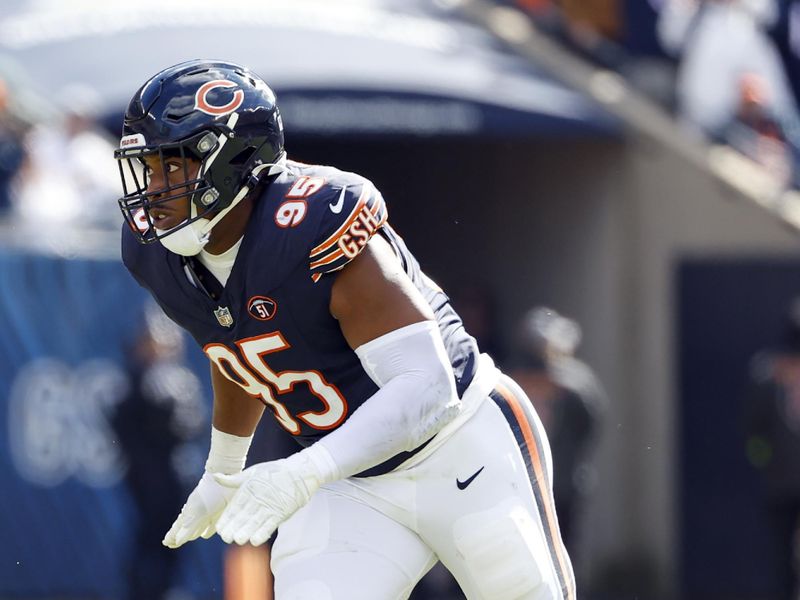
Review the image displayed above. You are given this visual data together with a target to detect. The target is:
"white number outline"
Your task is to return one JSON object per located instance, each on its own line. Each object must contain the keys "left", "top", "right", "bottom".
{"left": 204, "top": 332, "right": 348, "bottom": 434}
{"left": 286, "top": 176, "right": 326, "bottom": 199}
{"left": 274, "top": 200, "right": 308, "bottom": 228}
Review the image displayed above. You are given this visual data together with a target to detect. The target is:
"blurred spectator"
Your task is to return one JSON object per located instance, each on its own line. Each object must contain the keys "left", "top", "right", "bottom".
{"left": 111, "top": 303, "right": 207, "bottom": 600}
{"left": 658, "top": 0, "right": 778, "bottom": 55}
{"left": 723, "top": 72, "right": 794, "bottom": 185}
{"left": 513, "top": 0, "right": 678, "bottom": 99}
{"left": 517, "top": 0, "right": 627, "bottom": 68}
{"left": 743, "top": 298, "right": 800, "bottom": 600}
{"left": 507, "top": 306, "right": 606, "bottom": 575}
{"left": 15, "top": 84, "right": 119, "bottom": 227}
{"left": 0, "top": 78, "right": 26, "bottom": 215}
{"left": 658, "top": 0, "right": 796, "bottom": 138}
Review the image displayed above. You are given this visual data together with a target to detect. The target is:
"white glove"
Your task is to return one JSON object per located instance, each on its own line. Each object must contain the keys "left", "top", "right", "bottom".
{"left": 162, "top": 471, "right": 237, "bottom": 548}
{"left": 213, "top": 445, "right": 339, "bottom": 546}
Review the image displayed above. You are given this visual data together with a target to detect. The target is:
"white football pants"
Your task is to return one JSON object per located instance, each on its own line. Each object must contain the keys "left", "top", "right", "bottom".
{"left": 271, "top": 373, "right": 576, "bottom": 600}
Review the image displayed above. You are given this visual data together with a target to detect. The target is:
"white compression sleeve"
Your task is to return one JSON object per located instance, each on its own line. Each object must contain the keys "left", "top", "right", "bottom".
{"left": 205, "top": 427, "right": 253, "bottom": 475}
{"left": 311, "top": 320, "right": 460, "bottom": 481}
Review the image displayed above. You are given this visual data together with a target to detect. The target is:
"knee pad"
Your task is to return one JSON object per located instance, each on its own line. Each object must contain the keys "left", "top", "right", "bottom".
{"left": 453, "top": 499, "right": 555, "bottom": 600}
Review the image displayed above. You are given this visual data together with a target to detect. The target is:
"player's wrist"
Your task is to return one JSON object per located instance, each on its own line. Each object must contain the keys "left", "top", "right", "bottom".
{"left": 288, "top": 443, "right": 340, "bottom": 491}
{"left": 205, "top": 426, "right": 253, "bottom": 474}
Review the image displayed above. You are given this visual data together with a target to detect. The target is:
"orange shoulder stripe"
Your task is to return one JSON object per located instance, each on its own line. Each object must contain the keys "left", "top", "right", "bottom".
{"left": 310, "top": 248, "right": 345, "bottom": 270}
{"left": 309, "top": 199, "right": 387, "bottom": 270}
{"left": 309, "top": 184, "right": 372, "bottom": 257}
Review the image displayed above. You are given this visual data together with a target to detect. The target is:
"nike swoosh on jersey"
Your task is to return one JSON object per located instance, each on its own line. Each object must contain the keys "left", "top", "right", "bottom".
{"left": 456, "top": 466, "right": 485, "bottom": 490}
{"left": 329, "top": 186, "right": 346, "bottom": 214}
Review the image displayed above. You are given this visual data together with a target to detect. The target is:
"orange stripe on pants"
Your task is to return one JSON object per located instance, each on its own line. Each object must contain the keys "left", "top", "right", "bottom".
{"left": 495, "top": 381, "right": 575, "bottom": 600}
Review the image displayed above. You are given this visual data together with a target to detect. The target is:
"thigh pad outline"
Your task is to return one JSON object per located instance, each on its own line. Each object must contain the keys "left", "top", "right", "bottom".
{"left": 453, "top": 499, "right": 556, "bottom": 600}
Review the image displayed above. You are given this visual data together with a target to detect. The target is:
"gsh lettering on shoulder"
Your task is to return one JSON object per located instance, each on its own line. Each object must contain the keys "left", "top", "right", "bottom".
{"left": 337, "top": 207, "right": 381, "bottom": 258}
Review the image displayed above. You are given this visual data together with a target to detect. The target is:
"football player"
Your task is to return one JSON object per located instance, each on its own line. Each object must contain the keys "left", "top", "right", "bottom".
{"left": 116, "top": 60, "right": 575, "bottom": 600}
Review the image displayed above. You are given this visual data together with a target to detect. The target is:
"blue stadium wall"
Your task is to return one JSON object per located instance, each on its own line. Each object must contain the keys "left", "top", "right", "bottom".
{"left": 0, "top": 248, "right": 224, "bottom": 599}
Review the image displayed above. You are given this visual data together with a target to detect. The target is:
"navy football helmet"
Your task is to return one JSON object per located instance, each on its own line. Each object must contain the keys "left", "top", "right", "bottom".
{"left": 115, "top": 59, "right": 284, "bottom": 243}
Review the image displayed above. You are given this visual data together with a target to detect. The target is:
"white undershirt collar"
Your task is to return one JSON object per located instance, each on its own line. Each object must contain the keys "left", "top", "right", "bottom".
{"left": 197, "top": 236, "right": 243, "bottom": 287}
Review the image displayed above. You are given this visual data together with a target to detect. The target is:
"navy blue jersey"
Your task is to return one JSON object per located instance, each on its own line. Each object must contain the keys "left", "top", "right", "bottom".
{"left": 122, "top": 160, "right": 478, "bottom": 474}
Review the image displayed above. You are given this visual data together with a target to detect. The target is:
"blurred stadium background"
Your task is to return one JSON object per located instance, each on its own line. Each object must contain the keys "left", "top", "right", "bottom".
{"left": 1, "top": 0, "right": 800, "bottom": 598}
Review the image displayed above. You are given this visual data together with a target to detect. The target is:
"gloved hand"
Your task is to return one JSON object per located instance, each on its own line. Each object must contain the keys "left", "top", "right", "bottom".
{"left": 214, "top": 446, "right": 337, "bottom": 546}
{"left": 162, "top": 471, "right": 237, "bottom": 548}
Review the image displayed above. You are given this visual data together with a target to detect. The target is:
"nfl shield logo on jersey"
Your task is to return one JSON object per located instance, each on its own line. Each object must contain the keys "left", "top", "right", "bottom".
{"left": 214, "top": 306, "right": 234, "bottom": 327}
